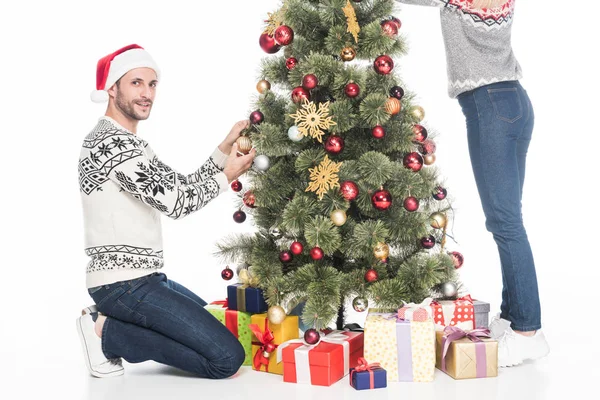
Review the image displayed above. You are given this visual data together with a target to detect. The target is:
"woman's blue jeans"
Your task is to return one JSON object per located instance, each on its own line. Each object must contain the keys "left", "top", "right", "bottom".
{"left": 457, "top": 80, "right": 541, "bottom": 332}
{"left": 88, "top": 272, "right": 245, "bottom": 378}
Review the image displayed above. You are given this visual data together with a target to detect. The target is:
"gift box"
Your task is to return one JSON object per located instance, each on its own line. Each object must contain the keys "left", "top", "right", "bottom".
{"left": 277, "top": 330, "right": 364, "bottom": 386}
{"left": 227, "top": 283, "right": 268, "bottom": 314}
{"left": 349, "top": 358, "right": 387, "bottom": 390}
{"left": 205, "top": 301, "right": 252, "bottom": 366}
{"left": 431, "top": 296, "right": 475, "bottom": 331}
{"left": 435, "top": 326, "right": 498, "bottom": 379}
{"left": 364, "top": 304, "right": 436, "bottom": 382}
{"left": 249, "top": 313, "right": 299, "bottom": 375}
{"left": 473, "top": 300, "right": 490, "bottom": 329}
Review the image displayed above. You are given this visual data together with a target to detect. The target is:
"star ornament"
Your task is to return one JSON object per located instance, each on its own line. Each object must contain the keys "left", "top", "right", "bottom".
{"left": 306, "top": 155, "right": 343, "bottom": 200}
{"left": 343, "top": 0, "right": 360, "bottom": 43}
{"left": 289, "top": 100, "right": 337, "bottom": 143}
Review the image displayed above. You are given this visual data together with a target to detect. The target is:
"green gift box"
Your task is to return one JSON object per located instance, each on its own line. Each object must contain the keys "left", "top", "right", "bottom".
{"left": 205, "top": 301, "right": 252, "bottom": 366}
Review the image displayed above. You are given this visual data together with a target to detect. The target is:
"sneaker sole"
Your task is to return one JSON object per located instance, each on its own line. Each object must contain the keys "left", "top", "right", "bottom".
{"left": 76, "top": 317, "right": 124, "bottom": 378}
{"left": 499, "top": 359, "right": 524, "bottom": 368}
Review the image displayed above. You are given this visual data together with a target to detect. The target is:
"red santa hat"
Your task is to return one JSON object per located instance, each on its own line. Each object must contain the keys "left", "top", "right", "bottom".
{"left": 91, "top": 44, "right": 161, "bottom": 103}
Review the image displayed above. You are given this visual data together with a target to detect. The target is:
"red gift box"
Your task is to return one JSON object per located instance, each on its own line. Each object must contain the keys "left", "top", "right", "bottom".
{"left": 431, "top": 295, "right": 475, "bottom": 331}
{"left": 277, "top": 331, "right": 364, "bottom": 386}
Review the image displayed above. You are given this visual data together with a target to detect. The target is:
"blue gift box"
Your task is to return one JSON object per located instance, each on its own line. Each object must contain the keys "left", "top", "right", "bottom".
{"left": 227, "top": 284, "right": 268, "bottom": 314}
{"left": 349, "top": 366, "right": 387, "bottom": 390}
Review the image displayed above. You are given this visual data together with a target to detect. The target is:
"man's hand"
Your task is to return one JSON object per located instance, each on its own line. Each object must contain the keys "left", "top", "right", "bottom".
{"left": 223, "top": 143, "right": 256, "bottom": 184}
{"left": 218, "top": 120, "right": 250, "bottom": 155}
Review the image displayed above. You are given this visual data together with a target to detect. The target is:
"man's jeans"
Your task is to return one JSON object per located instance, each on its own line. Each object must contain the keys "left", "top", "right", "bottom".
{"left": 458, "top": 80, "right": 541, "bottom": 332}
{"left": 88, "top": 272, "right": 245, "bottom": 378}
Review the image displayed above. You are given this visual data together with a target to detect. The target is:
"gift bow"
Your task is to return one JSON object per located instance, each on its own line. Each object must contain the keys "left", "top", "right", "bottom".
{"left": 399, "top": 297, "right": 433, "bottom": 321}
{"left": 276, "top": 330, "right": 353, "bottom": 384}
{"left": 238, "top": 268, "right": 259, "bottom": 288}
{"left": 209, "top": 300, "right": 228, "bottom": 307}
{"left": 441, "top": 326, "right": 491, "bottom": 378}
{"left": 249, "top": 321, "right": 277, "bottom": 371}
{"left": 351, "top": 357, "right": 381, "bottom": 389}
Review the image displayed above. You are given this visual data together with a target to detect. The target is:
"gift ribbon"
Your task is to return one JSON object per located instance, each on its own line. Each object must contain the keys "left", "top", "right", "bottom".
{"left": 236, "top": 285, "right": 247, "bottom": 312}
{"left": 350, "top": 357, "right": 381, "bottom": 389}
{"left": 398, "top": 297, "right": 433, "bottom": 321}
{"left": 208, "top": 301, "right": 239, "bottom": 338}
{"left": 249, "top": 318, "right": 276, "bottom": 372}
{"left": 276, "top": 331, "right": 353, "bottom": 384}
{"left": 441, "top": 326, "right": 491, "bottom": 378}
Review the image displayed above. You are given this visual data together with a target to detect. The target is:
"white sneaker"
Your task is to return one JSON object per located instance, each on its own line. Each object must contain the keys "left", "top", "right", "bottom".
{"left": 76, "top": 313, "right": 124, "bottom": 378}
{"left": 489, "top": 313, "right": 512, "bottom": 339}
{"left": 498, "top": 327, "right": 550, "bottom": 368}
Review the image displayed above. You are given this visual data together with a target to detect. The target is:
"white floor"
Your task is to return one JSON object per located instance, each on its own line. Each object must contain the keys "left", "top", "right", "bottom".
{"left": 4, "top": 309, "right": 595, "bottom": 400}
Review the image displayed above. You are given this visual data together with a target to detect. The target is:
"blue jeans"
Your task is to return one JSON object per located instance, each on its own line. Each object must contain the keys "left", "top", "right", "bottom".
{"left": 457, "top": 80, "right": 541, "bottom": 332}
{"left": 88, "top": 272, "right": 245, "bottom": 378}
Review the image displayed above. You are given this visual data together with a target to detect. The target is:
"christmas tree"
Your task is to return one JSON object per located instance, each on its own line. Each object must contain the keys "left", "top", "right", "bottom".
{"left": 216, "top": 0, "right": 463, "bottom": 330}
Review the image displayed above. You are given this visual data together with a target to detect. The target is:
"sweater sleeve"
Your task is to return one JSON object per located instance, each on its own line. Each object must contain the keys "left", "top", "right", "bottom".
{"left": 98, "top": 136, "right": 229, "bottom": 220}
{"left": 143, "top": 142, "right": 229, "bottom": 185}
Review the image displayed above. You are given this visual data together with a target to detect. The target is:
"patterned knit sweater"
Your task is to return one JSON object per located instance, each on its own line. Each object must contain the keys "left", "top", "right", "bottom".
{"left": 395, "top": 0, "right": 521, "bottom": 98}
{"left": 78, "top": 117, "right": 229, "bottom": 288}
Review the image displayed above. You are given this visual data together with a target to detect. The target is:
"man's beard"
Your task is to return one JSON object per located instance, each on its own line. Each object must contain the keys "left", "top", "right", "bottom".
{"left": 115, "top": 91, "right": 152, "bottom": 121}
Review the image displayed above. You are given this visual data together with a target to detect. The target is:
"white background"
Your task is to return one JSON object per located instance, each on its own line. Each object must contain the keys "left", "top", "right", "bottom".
{"left": 1, "top": 0, "right": 598, "bottom": 398}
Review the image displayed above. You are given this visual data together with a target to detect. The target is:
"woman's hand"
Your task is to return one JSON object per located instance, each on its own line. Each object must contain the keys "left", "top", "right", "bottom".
{"left": 218, "top": 120, "right": 250, "bottom": 155}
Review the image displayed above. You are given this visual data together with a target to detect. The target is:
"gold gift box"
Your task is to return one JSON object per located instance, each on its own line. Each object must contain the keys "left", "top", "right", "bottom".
{"left": 435, "top": 331, "right": 498, "bottom": 379}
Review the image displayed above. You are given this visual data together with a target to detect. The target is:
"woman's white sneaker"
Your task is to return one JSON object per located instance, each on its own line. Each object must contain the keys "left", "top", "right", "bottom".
{"left": 498, "top": 327, "right": 550, "bottom": 368}
{"left": 76, "top": 313, "right": 124, "bottom": 378}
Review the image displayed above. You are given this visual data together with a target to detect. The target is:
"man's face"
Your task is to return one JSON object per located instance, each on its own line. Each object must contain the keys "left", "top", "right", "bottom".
{"left": 109, "top": 68, "right": 158, "bottom": 121}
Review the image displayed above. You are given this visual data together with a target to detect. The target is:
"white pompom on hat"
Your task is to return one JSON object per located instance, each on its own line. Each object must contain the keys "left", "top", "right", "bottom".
{"left": 91, "top": 44, "right": 161, "bottom": 103}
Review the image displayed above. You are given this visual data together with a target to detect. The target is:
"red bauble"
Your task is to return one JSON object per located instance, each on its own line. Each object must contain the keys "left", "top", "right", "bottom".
{"left": 259, "top": 33, "right": 281, "bottom": 54}
{"left": 233, "top": 210, "right": 247, "bottom": 223}
{"left": 450, "top": 251, "right": 464, "bottom": 269}
{"left": 419, "top": 139, "right": 437, "bottom": 155}
{"left": 231, "top": 180, "right": 243, "bottom": 192}
{"left": 249, "top": 110, "right": 264, "bottom": 125}
{"left": 374, "top": 55, "right": 394, "bottom": 75}
{"left": 390, "top": 85, "right": 404, "bottom": 100}
{"left": 291, "top": 86, "right": 310, "bottom": 104}
{"left": 302, "top": 74, "right": 319, "bottom": 90}
{"left": 344, "top": 82, "right": 360, "bottom": 98}
{"left": 403, "top": 196, "right": 419, "bottom": 212}
{"left": 221, "top": 266, "right": 234, "bottom": 281}
{"left": 340, "top": 181, "right": 359, "bottom": 201}
{"left": 421, "top": 235, "right": 436, "bottom": 249}
{"left": 365, "top": 268, "right": 379, "bottom": 283}
{"left": 372, "top": 189, "right": 393, "bottom": 211}
{"left": 433, "top": 186, "right": 447, "bottom": 201}
{"left": 304, "top": 328, "right": 321, "bottom": 345}
{"left": 324, "top": 135, "right": 345, "bottom": 155}
{"left": 389, "top": 16, "right": 402, "bottom": 29}
{"left": 310, "top": 246, "right": 324, "bottom": 261}
{"left": 286, "top": 57, "right": 298, "bottom": 70}
{"left": 274, "top": 25, "right": 294, "bottom": 46}
{"left": 403, "top": 152, "right": 424, "bottom": 172}
{"left": 290, "top": 241, "right": 304, "bottom": 255}
{"left": 381, "top": 20, "right": 399, "bottom": 37}
{"left": 412, "top": 124, "right": 428, "bottom": 142}
{"left": 279, "top": 250, "right": 293, "bottom": 263}
{"left": 243, "top": 191, "right": 256, "bottom": 208}
{"left": 372, "top": 125, "right": 386, "bottom": 139}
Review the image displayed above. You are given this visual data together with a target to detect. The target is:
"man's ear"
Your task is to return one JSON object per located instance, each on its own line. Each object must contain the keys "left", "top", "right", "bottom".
{"left": 106, "top": 81, "right": 119, "bottom": 100}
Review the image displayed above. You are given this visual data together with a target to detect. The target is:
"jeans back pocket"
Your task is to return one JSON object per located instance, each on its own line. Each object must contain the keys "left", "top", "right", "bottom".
{"left": 487, "top": 87, "right": 523, "bottom": 123}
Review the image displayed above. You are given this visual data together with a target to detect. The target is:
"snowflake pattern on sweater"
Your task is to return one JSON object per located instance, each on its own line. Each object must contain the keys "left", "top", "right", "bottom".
{"left": 79, "top": 117, "right": 229, "bottom": 282}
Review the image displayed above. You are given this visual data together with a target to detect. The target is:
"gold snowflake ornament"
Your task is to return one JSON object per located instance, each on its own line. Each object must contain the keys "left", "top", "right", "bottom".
{"left": 264, "top": 11, "right": 282, "bottom": 36}
{"left": 306, "top": 155, "right": 343, "bottom": 200}
{"left": 343, "top": 0, "right": 360, "bottom": 43}
{"left": 289, "top": 100, "right": 337, "bottom": 143}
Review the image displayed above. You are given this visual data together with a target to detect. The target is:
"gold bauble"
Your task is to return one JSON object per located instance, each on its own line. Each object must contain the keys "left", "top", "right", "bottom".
{"left": 373, "top": 242, "right": 390, "bottom": 260}
{"left": 236, "top": 136, "right": 253, "bottom": 154}
{"left": 411, "top": 105, "right": 426, "bottom": 122}
{"left": 430, "top": 212, "right": 448, "bottom": 229}
{"left": 267, "top": 305, "right": 287, "bottom": 325}
{"left": 424, "top": 154, "right": 436, "bottom": 165}
{"left": 385, "top": 97, "right": 402, "bottom": 115}
{"left": 257, "top": 79, "right": 271, "bottom": 94}
{"left": 330, "top": 209, "right": 347, "bottom": 226}
{"left": 340, "top": 47, "right": 356, "bottom": 62}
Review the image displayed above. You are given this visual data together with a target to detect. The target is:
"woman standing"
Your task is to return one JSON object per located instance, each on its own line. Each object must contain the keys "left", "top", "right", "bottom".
{"left": 393, "top": 0, "right": 549, "bottom": 367}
